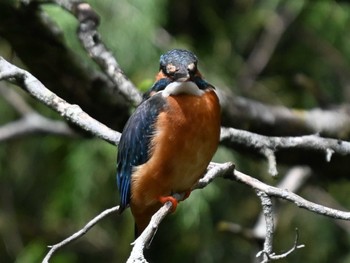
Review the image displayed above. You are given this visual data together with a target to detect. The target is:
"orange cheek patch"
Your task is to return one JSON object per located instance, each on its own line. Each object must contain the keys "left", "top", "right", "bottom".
{"left": 155, "top": 71, "right": 168, "bottom": 81}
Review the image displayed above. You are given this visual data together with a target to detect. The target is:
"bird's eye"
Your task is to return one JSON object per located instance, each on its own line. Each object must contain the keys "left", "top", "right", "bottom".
{"left": 187, "top": 63, "right": 196, "bottom": 73}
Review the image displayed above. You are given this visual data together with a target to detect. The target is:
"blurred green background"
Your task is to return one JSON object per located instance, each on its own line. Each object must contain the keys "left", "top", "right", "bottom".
{"left": 1, "top": 0, "right": 350, "bottom": 262}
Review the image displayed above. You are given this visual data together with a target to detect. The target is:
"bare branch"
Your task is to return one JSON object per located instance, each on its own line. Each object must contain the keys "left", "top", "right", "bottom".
{"left": 256, "top": 191, "right": 274, "bottom": 260}
{"left": 220, "top": 166, "right": 312, "bottom": 241}
{"left": 195, "top": 161, "right": 235, "bottom": 189}
{"left": 305, "top": 186, "right": 350, "bottom": 233}
{"left": 260, "top": 148, "right": 278, "bottom": 176}
{"left": 35, "top": 161, "right": 348, "bottom": 263}
{"left": 255, "top": 192, "right": 305, "bottom": 262}
{"left": 127, "top": 202, "right": 173, "bottom": 263}
{"left": 0, "top": 57, "right": 120, "bottom": 145}
{"left": 50, "top": 0, "right": 142, "bottom": 105}
{"left": 0, "top": 113, "right": 76, "bottom": 141}
{"left": 0, "top": 83, "right": 76, "bottom": 140}
{"left": 233, "top": 169, "right": 350, "bottom": 220}
{"left": 128, "top": 162, "right": 349, "bottom": 262}
{"left": 257, "top": 229, "right": 304, "bottom": 263}
{"left": 42, "top": 205, "right": 120, "bottom": 263}
{"left": 221, "top": 127, "right": 350, "bottom": 161}
{"left": 253, "top": 166, "right": 311, "bottom": 241}
{"left": 218, "top": 90, "right": 350, "bottom": 139}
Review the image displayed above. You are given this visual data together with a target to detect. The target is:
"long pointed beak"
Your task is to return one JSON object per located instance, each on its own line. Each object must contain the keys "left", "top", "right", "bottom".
{"left": 173, "top": 68, "right": 190, "bottom": 82}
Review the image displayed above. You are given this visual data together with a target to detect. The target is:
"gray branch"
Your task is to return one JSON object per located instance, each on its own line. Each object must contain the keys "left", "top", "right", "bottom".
{"left": 51, "top": 0, "right": 142, "bottom": 105}
{"left": 0, "top": 83, "right": 76, "bottom": 140}
{"left": 0, "top": 57, "right": 120, "bottom": 145}
{"left": 42, "top": 206, "right": 120, "bottom": 263}
{"left": 221, "top": 126, "right": 350, "bottom": 158}
{"left": 233, "top": 169, "right": 350, "bottom": 220}
{"left": 34, "top": 162, "right": 349, "bottom": 263}
{"left": 221, "top": 127, "right": 350, "bottom": 175}
{"left": 218, "top": 90, "right": 350, "bottom": 139}
{"left": 0, "top": 113, "right": 76, "bottom": 141}
{"left": 126, "top": 162, "right": 349, "bottom": 262}
{"left": 256, "top": 191, "right": 274, "bottom": 260}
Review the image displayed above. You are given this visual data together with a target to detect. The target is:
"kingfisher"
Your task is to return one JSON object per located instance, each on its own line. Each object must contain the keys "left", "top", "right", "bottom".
{"left": 116, "top": 49, "right": 221, "bottom": 237}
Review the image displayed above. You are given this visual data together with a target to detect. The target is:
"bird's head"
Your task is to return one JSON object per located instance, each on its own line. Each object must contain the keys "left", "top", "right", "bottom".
{"left": 158, "top": 49, "right": 200, "bottom": 82}
{"left": 143, "top": 49, "right": 211, "bottom": 100}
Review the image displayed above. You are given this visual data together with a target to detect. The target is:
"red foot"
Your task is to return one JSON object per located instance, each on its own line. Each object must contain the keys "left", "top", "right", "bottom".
{"left": 158, "top": 196, "right": 178, "bottom": 212}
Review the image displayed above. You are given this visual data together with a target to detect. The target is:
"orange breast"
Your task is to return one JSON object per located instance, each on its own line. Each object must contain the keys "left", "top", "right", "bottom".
{"left": 130, "top": 89, "right": 220, "bottom": 234}
{"left": 131, "top": 89, "right": 221, "bottom": 211}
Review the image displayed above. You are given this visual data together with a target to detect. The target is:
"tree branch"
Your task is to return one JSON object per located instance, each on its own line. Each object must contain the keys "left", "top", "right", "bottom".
{"left": 127, "top": 162, "right": 349, "bottom": 262}
{"left": 221, "top": 127, "right": 350, "bottom": 171}
{"left": 219, "top": 90, "right": 350, "bottom": 139}
{"left": 127, "top": 162, "right": 235, "bottom": 262}
{"left": 42, "top": 205, "right": 120, "bottom": 263}
{"left": 0, "top": 56, "right": 120, "bottom": 145}
{"left": 220, "top": 166, "right": 311, "bottom": 241}
{"left": 255, "top": 192, "right": 305, "bottom": 262}
{"left": 0, "top": 1, "right": 131, "bottom": 131}
{"left": 257, "top": 229, "right": 304, "bottom": 263}
{"left": 256, "top": 191, "right": 274, "bottom": 260}
{"left": 233, "top": 169, "right": 350, "bottom": 220}
{"left": 49, "top": 0, "right": 142, "bottom": 105}
{"left": 221, "top": 127, "right": 350, "bottom": 156}
{"left": 0, "top": 83, "right": 76, "bottom": 141}
{"left": 0, "top": 113, "right": 76, "bottom": 141}
{"left": 35, "top": 163, "right": 349, "bottom": 263}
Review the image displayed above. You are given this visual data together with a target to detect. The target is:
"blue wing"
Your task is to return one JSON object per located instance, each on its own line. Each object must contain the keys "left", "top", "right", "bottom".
{"left": 142, "top": 78, "right": 171, "bottom": 101}
{"left": 116, "top": 94, "right": 167, "bottom": 210}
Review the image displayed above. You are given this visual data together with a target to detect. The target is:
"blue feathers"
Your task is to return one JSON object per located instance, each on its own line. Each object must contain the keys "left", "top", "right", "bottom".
{"left": 193, "top": 76, "right": 213, "bottom": 90}
{"left": 142, "top": 78, "right": 171, "bottom": 101}
{"left": 116, "top": 94, "right": 167, "bottom": 210}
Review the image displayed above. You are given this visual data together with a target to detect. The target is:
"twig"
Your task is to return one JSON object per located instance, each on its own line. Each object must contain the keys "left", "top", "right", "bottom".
{"left": 256, "top": 191, "right": 274, "bottom": 260}
{"left": 255, "top": 193, "right": 305, "bottom": 262}
{"left": 195, "top": 161, "right": 235, "bottom": 189}
{"left": 50, "top": 0, "right": 142, "bottom": 105}
{"left": 34, "top": 166, "right": 349, "bottom": 263}
{"left": 257, "top": 229, "right": 305, "bottom": 262}
{"left": 42, "top": 205, "right": 120, "bottom": 263}
{"left": 252, "top": 166, "right": 311, "bottom": 239}
{"left": 127, "top": 202, "right": 173, "bottom": 263}
{"left": 0, "top": 56, "right": 120, "bottom": 145}
{"left": 0, "top": 113, "right": 76, "bottom": 141}
{"left": 126, "top": 162, "right": 349, "bottom": 262}
{"left": 218, "top": 90, "right": 350, "bottom": 139}
{"left": 233, "top": 169, "right": 350, "bottom": 220}
{"left": 220, "top": 166, "right": 312, "bottom": 241}
{"left": 221, "top": 127, "right": 350, "bottom": 162}
{"left": 0, "top": 83, "right": 76, "bottom": 140}
{"left": 260, "top": 148, "right": 278, "bottom": 176}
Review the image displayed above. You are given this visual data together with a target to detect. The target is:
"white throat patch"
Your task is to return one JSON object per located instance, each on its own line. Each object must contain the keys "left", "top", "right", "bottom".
{"left": 161, "top": 81, "right": 204, "bottom": 97}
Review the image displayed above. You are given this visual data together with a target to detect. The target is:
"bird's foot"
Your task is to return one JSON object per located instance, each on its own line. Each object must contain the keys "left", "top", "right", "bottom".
{"left": 158, "top": 196, "right": 178, "bottom": 212}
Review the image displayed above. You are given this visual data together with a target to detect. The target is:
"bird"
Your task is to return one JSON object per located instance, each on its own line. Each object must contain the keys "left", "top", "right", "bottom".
{"left": 116, "top": 49, "right": 221, "bottom": 237}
